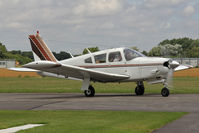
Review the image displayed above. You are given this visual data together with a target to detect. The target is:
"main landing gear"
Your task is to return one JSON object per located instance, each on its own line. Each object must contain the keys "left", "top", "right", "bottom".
{"left": 84, "top": 85, "right": 95, "bottom": 97}
{"left": 135, "top": 82, "right": 145, "bottom": 96}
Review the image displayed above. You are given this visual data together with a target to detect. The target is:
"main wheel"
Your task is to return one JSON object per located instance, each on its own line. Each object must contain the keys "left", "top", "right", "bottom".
{"left": 161, "top": 87, "right": 170, "bottom": 97}
{"left": 84, "top": 85, "right": 95, "bottom": 97}
{"left": 135, "top": 85, "right": 145, "bottom": 95}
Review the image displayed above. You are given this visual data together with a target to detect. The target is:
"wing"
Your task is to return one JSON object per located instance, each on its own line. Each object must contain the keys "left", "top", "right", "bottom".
{"left": 23, "top": 61, "right": 130, "bottom": 82}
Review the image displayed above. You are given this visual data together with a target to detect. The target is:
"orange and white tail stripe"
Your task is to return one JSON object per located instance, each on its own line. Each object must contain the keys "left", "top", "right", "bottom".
{"left": 29, "top": 31, "right": 57, "bottom": 62}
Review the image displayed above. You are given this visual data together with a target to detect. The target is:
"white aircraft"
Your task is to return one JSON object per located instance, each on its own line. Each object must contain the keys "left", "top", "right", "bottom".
{"left": 11, "top": 31, "right": 192, "bottom": 97}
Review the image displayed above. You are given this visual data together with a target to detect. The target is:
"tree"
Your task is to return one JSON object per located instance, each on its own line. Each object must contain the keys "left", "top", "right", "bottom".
{"left": 10, "top": 50, "right": 21, "bottom": 55}
{"left": 52, "top": 51, "right": 72, "bottom": 61}
{"left": 190, "top": 39, "right": 199, "bottom": 48}
{"left": 142, "top": 51, "right": 148, "bottom": 56}
{"left": 0, "top": 42, "right": 7, "bottom": 53}
{"left": 149, "top": 44, "right": 182, "bottom": 57}
{"left": 160, "top": 44, "right": 182, "bottom": 57}
{"left": 187, "top": 46, "right": 199, "bottom": 57}
{"left": 131, "top": 46, "right": 139, "bottom": 51}
{"left": 150, "top": 37, "right": 199, "bottom": 58}
{"left": 0, "top": 42, "right": 33, "bottom": 65}
{"left": 0, "top": 42, "right": 7, "bottom": 58}
{"left": 148, "top": 46, "right": 162, "bottom": 56}
{"left": 159, "top": 37, "right": 193, "bottom": 49}
{"left": 21, "top": 51, "right": 34, "bottom": 60}
{"left": 3, "top": 52, "right": 32, "bottom": 64}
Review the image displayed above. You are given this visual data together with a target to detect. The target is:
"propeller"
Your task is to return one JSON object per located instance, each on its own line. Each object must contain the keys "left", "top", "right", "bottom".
{"left": 165, "top": 60, "right": 180, "bottom": 89}
{"left": 166, "top": 68, "right": 174, "bottom": 88}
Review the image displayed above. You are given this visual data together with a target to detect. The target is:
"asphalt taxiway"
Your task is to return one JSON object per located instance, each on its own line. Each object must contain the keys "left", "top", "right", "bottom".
{"left": 0, "top": 93, "right": 199, "bottom": 133}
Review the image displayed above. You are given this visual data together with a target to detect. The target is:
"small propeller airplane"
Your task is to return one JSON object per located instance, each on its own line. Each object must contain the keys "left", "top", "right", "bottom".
{"left": 11, "top": 31, "right": 192, "bottom": 97}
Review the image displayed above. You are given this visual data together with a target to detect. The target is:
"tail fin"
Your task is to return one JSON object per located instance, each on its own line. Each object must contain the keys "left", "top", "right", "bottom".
{"left": 29, "top": 31, "right": 57, "bottom": 62}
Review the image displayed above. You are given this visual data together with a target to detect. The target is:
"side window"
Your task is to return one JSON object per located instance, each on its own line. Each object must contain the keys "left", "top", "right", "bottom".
{"left": 94, "top": 53, "right": 106, "bottom": 63}
{"left": 84, "top": 57, "right": 92, "bottom": 63}
{"left": 108, "top": 51, "right": 122, "bottom": 62}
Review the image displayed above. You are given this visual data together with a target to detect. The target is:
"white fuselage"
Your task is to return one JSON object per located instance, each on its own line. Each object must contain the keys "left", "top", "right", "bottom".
{"left": 59, "top": 48, "right": 170, "bottom": 83}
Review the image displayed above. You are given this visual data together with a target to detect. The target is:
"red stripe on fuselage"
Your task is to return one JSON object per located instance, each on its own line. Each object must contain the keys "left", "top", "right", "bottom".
{"left": 79, "top": 63, "right": 162, "bottom": 68}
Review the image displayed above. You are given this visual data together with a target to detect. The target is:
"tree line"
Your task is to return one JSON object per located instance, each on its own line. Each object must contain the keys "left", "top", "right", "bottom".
{"left": 0, "top": 37, "right": 199, "bottom": 65}
{"left": 148, "top": 37, "right": 199, "bottom": 57}
{"left": 0, "top": 42, "right": 72, "bottom": 64}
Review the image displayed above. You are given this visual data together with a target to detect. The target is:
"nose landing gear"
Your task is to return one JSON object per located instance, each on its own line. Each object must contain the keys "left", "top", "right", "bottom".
{"left": 161, "top": 87, "right": 170, "bottom": 97}
{"left": 161, "top": 81, "right": 170, "bottom": 97}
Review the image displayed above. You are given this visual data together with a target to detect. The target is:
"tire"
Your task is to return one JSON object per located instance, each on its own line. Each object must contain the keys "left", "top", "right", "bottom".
{"left": 135, "top": 85, "right": 145, "bottom": 95}
{"left": 84, "top": 85, "right": 95, "bottom": 97}
{"left": 161, "top": 87, "right": 170, "bottom": 97}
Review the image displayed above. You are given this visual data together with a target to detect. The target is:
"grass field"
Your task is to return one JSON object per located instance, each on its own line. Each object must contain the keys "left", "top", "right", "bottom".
{"left": 0, "top": 68, "right": 39, "bottom": 77}
{"left": 0, "top": 110, "right": 186, "bottom": 133}
{"left": 0, "top": 77, "right": 198, "bottom": 94}
{"left": 174, "top": 68, "right": 199, "bottom": 77}
{"left": 0, "top": 69, "right": 195, "bottom": 133}
{"left": 0, "top": 68, "right": 198, "bottom": 94}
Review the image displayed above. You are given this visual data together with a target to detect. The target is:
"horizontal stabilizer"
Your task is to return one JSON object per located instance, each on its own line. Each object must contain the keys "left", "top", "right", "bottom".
{"left": 23, "top": 61, "right": 61, "bottom": 70}
{"left": 8, "top": 67, "right": 39, "bottom": 72}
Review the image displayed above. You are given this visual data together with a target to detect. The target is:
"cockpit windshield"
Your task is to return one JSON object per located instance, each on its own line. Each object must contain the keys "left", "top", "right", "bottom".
{"left": 124, "top": 49, "right": 145, "bottom": 61}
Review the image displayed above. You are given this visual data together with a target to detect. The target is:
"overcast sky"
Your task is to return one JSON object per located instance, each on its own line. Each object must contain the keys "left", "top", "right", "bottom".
{"left": 0, "top": 0, "right": 198, "bottom": 54}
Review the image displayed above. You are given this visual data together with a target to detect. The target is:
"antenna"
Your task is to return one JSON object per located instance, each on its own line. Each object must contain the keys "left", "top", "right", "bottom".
{"left": 86, "top": 48, "right": 91, "bottom": 54}
{"left": 68, "top": 52, "right": 74, "bottom": 58}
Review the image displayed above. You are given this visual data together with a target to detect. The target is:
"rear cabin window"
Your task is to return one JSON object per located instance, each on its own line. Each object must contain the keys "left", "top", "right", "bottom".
{"left": 94, "top": 53, "right": 106, "bottom": 63}
{"left": 84, "top": 57, "right": 92, "bottom": 63}
{"left": 108, "top": 51, "right": 122, "bottom": 62}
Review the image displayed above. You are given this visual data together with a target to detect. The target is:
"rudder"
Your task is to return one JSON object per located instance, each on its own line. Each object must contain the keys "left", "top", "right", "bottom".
{"left": 29, "top": 31, "right": 57, "bottom": 62}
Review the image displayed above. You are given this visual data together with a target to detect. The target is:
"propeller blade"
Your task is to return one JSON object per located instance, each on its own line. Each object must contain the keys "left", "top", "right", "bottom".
{"left": 167, "top": 69, "right": 173, "bottom": 88}
{"left": 164, "top": 60, "right": 178, "bottom": 89}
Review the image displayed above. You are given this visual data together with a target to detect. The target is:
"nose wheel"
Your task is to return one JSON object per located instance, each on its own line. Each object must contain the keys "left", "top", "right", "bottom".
{"left": 84, "top": 85, "right": 95, "bottom": 97}
{"left": 161, "top": 87, "right": 170, "bottom": 97}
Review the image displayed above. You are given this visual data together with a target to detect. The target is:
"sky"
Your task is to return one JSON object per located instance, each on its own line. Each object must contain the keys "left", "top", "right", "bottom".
{"left": 0, "top": 0, "right": 198, "bottom": 54}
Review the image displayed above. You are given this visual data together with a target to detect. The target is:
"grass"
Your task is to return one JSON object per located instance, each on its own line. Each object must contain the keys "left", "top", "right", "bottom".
{"left": 0, "top": 77, "right": 198, "bottom": 94}
{"left": 0, "top": 77, "right": 192, "bottom": 133}
{"left": 0, "top": 77, "right": 81, "bottom": 93}
{"left": 0, "top": 110, "right": 186, "bottom": 133}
